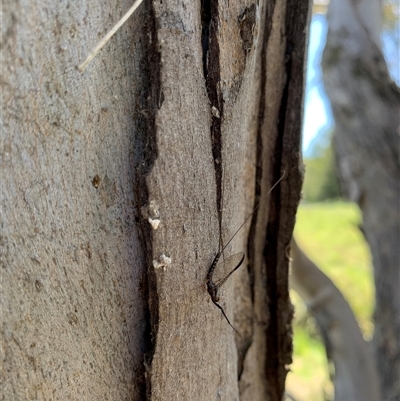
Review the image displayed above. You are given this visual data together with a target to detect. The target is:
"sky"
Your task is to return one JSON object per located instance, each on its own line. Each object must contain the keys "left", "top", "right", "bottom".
{"left": 302, "top": 14, "right": 334, "bottom": 156}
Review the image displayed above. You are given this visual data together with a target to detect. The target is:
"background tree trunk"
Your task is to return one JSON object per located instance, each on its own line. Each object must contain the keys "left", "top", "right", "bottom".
{"left": 1, "top": 0, "right": 309, "bottom": 400}
{"left": 322, "top": 0, "right": 400, "bottom": 399}
{"left": 291, "top": 239, "right": 381, "bottom": 401}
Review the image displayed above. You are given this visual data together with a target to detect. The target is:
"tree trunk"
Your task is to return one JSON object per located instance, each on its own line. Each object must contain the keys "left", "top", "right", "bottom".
{"left": 1, "top": 0, "right": 309, "bottom": 400}
{"left": 322, "top": 0, "right": 400, "bottom": 399}
{"left": 291, "top": 239, "right": 381, "bottom": 401}
{"left": 1, "top": 1, "right": 152, "bottom": 399}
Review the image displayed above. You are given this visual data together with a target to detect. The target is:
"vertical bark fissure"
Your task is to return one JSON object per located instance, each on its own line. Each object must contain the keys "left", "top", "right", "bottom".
{"left": 201, "top": 0, "right": 223, "bottom": 234}
{"left": 247, "top": 0, "right": 277, "bottom": 303}
{"left": 263, "top": 42, "right": 292, "bottom": 401}
{"left": 134, "top": 3, "right": 161, "bottom": 399}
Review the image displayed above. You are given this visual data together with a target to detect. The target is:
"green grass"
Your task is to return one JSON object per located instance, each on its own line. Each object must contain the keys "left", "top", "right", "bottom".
{"left": 286, "top": 201, "right": 375, "bottom": 401}
{"left": 294, "top": 201, "right": 375, "bottom": 335}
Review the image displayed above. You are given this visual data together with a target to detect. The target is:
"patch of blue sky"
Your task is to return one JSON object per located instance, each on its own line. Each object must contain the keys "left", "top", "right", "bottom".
{"left": 302, "top": 13, "right": 334, "bottom": 156}
{"left": 303, "top": 10, "right": 399, "bottom": 157}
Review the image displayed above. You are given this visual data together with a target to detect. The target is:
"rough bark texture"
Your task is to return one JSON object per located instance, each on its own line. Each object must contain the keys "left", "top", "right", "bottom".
{"left": 1, "top": 0, "right": 309, "bottom": 400}
{"left": 1, "top": 1, "right": 152, "bottom": 399}
{"left": 322, "top": 0, "right": 400, "bottom": 400}
{"left": 291, "top": 239, "right": 381, "bottom": 401}
{"left": 142, "top": 1, "right": 308, "bottom": 400}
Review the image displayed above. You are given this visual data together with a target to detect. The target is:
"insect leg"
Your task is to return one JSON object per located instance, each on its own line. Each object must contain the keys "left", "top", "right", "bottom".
{"left": 212, "top": 300, "right": 241, "bottom": 337}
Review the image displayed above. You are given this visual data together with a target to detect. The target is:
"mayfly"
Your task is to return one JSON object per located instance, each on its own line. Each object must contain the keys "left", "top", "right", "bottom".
{"left": 206, "top": 172, "right": 285, "bottom": 335}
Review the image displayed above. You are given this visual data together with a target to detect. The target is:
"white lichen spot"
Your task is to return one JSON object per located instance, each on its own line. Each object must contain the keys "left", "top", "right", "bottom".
{"left": 141, "top": 200, "right": 160, "bottom": 222}
{"left": 211, "top": 106, "right": 220, "bottom": 118}
{"left": 153, "top": 254, "right": 172, "bottom": 270}
{"left": 147, "top": 200, "right": 160, "bottom": 218}
{"left": 148, "top": 217, "right": 161, "bottom": 230}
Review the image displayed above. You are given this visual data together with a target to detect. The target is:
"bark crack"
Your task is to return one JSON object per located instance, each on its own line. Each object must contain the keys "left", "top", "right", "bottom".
{"left": 201, "top": 0, "right": 223, "bottom": 234}
{"left": 264, "top": 40, "right": 292, "bottom": 401}
{"left": 134, "top": 3, "right": 162, "bottom": 400}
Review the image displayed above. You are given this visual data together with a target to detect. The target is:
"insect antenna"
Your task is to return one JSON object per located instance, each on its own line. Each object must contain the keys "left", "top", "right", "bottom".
{"left": 217, "top": 170, "right": 286, "bottom": 258}
{"left": 207, "top": 170, "right": 285, "bottom": 334}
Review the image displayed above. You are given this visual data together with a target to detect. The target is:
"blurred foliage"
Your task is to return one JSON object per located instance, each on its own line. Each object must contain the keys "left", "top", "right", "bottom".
{"left": 302, "top": 135, "right": 341, "bottom": 202}
{"left": 382, "top": 0, "right": 399, "bottom": 30}
{"left": 295, "top": 202, "right": 375, "bottom": 336}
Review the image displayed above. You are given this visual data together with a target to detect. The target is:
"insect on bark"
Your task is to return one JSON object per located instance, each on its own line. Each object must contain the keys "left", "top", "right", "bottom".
{"left": 206, "top": 172, "right": 285, "bottom": 336}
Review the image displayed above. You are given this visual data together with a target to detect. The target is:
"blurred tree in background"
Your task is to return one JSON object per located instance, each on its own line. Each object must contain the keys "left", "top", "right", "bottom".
{"left": 289, "top": 0, "right": 399, "bottom": 399}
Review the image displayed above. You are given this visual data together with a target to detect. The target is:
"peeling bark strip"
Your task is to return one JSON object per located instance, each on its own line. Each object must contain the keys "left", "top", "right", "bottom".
{"left": 264, "top": 10, "right": 292, "bottom": 401}
{"left": 243, "top": 0, "right": 309, "bottom": 399}
{"left": 263, "top": 0, "right": 309, "bottom": 398}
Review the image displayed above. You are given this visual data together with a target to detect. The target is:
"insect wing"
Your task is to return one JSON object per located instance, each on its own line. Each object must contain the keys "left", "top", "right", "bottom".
{"left": 212, "top": 252, "right": 245, "bottom": 289}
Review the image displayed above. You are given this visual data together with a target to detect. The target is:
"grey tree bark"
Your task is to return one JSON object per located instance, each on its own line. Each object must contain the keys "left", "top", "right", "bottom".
{"left": 291, "top": 239, "right": 381, "bottom": 401}
{"left": 1, "top": 0, "right": 309, "bottom": 400}
{"left": 1, "top": 1, "right": 153, "bottom": 399}
{"left": 322, "top": 0, "right": 400, "bottom": 399}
